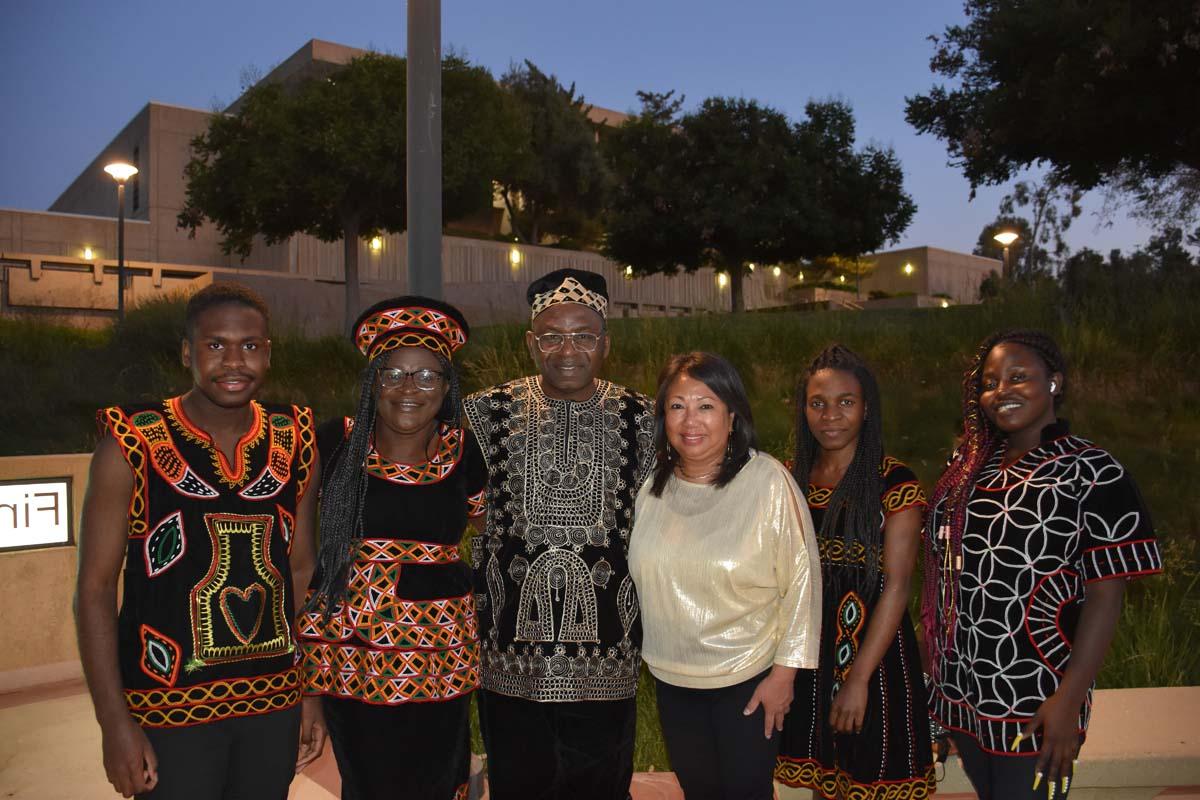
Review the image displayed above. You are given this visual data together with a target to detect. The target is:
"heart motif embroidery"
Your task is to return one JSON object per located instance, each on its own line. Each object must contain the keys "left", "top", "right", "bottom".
{"left": 219, "top": 584, "right": 267, "bottom": 645}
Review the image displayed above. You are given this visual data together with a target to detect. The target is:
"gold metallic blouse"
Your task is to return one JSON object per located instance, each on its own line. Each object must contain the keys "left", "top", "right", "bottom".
{"left": 629, "top": 451, "right": 822, "bottom": 689}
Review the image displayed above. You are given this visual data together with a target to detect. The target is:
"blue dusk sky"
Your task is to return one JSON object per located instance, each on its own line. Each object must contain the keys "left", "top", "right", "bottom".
{"left": 0, "top": 0, "right": 1161, "bottom": 256}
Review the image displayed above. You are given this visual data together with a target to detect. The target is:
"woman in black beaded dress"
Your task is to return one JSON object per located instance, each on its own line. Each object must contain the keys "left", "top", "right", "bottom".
{"left": 776, "top": 345, "right": 935, "bottom": 799}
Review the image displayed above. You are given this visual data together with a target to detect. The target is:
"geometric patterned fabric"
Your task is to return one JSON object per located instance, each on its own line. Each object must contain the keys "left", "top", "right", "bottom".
{"left": 926, "top": 426, "right": 1162, "bottom": 757}
{"left": 298, "top": 418, "right": 487, "bottom": 706}
{"left": 96, "top": 397, "right": 315, "bottom": 728}
{"left": 297, "top": 416, "right": 488, "bottom": 800}
{"left": 354, "top": 305, "right": 467, "bottom": 361}
{"left": 776, "top": 458, "right": 936, "bottom": 798}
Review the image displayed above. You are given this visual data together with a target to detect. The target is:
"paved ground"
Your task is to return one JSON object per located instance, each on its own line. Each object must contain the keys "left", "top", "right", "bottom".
{"left": 2, "top": 681, "right": 1198, "bottom": 799}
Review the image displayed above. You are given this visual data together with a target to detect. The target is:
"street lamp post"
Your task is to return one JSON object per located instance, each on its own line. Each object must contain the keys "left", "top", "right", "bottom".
{"left": 104, "top": 162, "right": 138, "bottom": 322}
{"left": 993, "top": 231, "right": 1019, "bottom": 280}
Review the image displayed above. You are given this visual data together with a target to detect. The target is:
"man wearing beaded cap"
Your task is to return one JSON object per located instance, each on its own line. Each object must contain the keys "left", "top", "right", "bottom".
{"left": 464, "top": 269, "right": 655, "bottom": 800}
{"left": 75, "top": 283, "right": 324, "bottom": 799}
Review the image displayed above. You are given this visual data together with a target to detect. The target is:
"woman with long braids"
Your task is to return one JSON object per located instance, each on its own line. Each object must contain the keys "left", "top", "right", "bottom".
{"left": 297, "top": 297, "right": 486, "bottom": 800}
{"left": 774, "top": 344, "right": 936, "bottom": 799}
{"left": 924, "top": 329, "right": 1162, "bottom": 799}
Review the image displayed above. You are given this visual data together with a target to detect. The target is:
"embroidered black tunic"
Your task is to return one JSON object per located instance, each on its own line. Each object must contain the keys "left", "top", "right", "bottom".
{"left": 297, "top": 418, "right": 486, "bottom": 799}
{"left": 97, "top": 397, "right": 315, "bottom": 728}
{"left": 776, "top": 458, "right": 936, "bottom": 799}
{"left": 927, "top": 425, "right": 1162, "bottom": 756}
{"left": 464, "top": 377, "right": 656, "bottom": 702}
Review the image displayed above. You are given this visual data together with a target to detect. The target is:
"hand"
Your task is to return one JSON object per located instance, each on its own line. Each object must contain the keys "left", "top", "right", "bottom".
{"left": 1021, "top": 691, "right": 1081, "bottom": 794}
{"left": 295, "top": 696, "right": 328, "bottom": 772}
{"left": 829, "top": 675, "right": 868, "bottom": 734}
{"left": 743, "top": 666, "right": 796, "bottom": 739}
{"left": 101, "top": 715, "right": 158, "bottom": 797}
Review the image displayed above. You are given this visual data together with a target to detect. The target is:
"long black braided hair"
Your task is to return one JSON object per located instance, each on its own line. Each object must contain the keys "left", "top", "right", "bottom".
{"left": 792, "top": 344, "right": 886, "bottom": 592}
{"left": 921, "top": 328, "right": 1067, "bottom": 668}
{"left": 303, "top": 348, "right": 464, "bottom": 620}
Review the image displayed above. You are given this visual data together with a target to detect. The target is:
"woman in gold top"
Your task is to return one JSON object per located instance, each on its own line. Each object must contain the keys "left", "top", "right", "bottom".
{"left": 629, "top": 352, "right": 822, "bottom": 800}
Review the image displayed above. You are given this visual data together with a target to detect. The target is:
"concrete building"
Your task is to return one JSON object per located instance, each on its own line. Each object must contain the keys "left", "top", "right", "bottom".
{"left": 1, "top": 38, "right": 997, "bottom": 331}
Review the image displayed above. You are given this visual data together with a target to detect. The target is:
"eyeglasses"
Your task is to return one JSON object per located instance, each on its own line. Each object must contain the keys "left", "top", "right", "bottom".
{"left": 533, "top": 332, "right": 603, "bottom": 353}
{"left": 378, "top": 368, "right": 445, "bottom": 391}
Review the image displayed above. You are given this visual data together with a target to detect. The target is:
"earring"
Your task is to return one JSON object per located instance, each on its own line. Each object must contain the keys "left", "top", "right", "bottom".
{"left": 1050, "top": 381, "right": 1057, "bottom": 392}
{"left": 725, "top": 435, "right": 734, "bottom": 462}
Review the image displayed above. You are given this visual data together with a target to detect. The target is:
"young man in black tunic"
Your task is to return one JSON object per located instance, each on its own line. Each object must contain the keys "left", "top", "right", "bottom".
{"left": 75, "top": 284, "right": 325, "bottom": 798}
{"left": 464, "top": 270, "right": 656, "bottom": 800}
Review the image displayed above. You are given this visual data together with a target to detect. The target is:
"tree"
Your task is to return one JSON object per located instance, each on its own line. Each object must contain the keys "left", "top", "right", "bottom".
{"left": 603, "top": 96, "right": 915, "bottom": 312}
{"left": 496, "top": 61, "right": 611, "bottom": 247}
{"left": 905, "top": 0, "right": 1200, "bottom": 229}
{"left": 974, "top": 215, "right": 1034, "bottom": 268}
{"left": 998, "top": 178, "right": 1082, "bottom": 277}
{"left": 178, "top": 53, "right": 518, "bottom": 332}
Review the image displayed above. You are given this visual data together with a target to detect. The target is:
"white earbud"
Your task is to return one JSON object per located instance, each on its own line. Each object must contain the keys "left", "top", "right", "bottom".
{"left": 1049, "top": 381, "right": 1057, "bottom": 393}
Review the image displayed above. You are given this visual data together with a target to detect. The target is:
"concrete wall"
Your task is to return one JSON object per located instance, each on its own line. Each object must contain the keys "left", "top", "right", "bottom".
{"left": 3, "top": 233, "right": 797, "bottom": 333}
{"left": 0, "top": 454, "right": 91, "bottom": 691}
{"left": 858, "top": 246, "right": 998, "bottom": 305}
{"left": 49, "top": 106, "right": 152, "bottom": 221}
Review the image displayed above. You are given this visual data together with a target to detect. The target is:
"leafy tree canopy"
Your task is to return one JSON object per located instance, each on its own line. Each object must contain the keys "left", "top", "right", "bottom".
{"left": 496, "top": 61, "right": 611, "bottom": 247}
{"left": 905, "top": 0, "right": 1200, "bottom": 228}
{"left": 603, "top": 95, "right": 915, "bottom": 311}
{"left": 178, "top": 52, "right": 518, "bottom": 329}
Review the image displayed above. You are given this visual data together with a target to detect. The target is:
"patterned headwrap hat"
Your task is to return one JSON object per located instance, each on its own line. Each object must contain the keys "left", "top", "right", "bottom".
{"left": 527, "top": 269, "right": 609, "bottom": 321}
{"left": 352, "top": 296, "right": 469, "bottom": 362}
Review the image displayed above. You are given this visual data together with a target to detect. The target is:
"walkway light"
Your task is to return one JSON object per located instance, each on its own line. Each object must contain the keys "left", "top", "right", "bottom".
{"left": 993, "top": 231, "right": 1020, "bottom": 278}
{"left": 104, "top": 161, "right": 138, "bottom": 323}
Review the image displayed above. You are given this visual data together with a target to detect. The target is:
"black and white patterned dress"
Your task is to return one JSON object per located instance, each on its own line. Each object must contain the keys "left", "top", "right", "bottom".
{"left": 464, "top": 376, "right": 656, "bottom": 702}
{"left": 927, "top": 424, "right": 1162, "bottom": 756}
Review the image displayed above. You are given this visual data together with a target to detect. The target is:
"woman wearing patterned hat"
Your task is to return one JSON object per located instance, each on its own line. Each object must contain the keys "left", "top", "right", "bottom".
{"left": 298, "top": 297, "right": 487, "bottom": 800}
{"left": 923, "top": 329, "right": 1162, "bottom": 799}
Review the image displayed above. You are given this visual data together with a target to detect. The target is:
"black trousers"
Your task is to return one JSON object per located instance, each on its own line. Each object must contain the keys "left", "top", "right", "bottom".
{"left": 952, "top": 732, "right": 1074, "bottom": 800}
{"left": 654, "top": 673, "right": 778, "bottom": 800}
{"left": 477, "top": 689, "right": 636, "bottom": 800}
{"left": 137, "top": 704, "right": 301, "bottom": 800}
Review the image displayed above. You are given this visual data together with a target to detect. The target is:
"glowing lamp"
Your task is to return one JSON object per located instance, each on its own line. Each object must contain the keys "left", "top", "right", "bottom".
{"left": 993, "top": 231, "right": 1019, "bottom": 247}
{"left": 103, "top": 162, "right": 138, "bottom": 183}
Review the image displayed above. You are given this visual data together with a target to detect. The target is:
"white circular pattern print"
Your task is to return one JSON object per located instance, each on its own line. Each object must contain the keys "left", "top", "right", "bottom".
{"left": 929, "top": 433, "right": 1161, "bottom": 753}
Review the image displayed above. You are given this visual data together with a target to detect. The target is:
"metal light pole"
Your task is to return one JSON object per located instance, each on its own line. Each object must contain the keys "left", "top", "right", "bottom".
{"left": 104, "top": 162, "right": 138, "bottom": 323}
{"left": 993, "top": 231, "right": 1019, "bottom": 280}
{"left": 407, "top": 0, "right": 443, "bottom": 299}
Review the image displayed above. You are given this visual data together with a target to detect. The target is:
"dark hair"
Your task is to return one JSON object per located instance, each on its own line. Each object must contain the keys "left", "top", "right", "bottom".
{"left": 304, "top": 349, "right": 464, "bottom": 618}
{"left": 184, "top": 283, "right": 270, "bottom": 340}
{"left": 793, "top": 344, "right": 885, "bottom": 591}
{"left": 649, "top": 352, "right": 757, "bottom": 497}
{"left": 921, "top": 328, "right": 1067, "bottom": 665}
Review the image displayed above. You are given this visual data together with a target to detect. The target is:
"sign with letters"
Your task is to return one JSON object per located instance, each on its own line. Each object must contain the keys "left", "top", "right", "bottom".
{"left": 0, "top": 477, "right": 73, "bottom": 551}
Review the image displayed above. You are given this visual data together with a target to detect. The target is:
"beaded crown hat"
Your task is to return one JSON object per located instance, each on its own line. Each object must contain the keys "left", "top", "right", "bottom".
{"left": 352, "top": 296, "right": 469, "bottom": 362}
{"left": 527, "top": 269, "right": 609, "bottom": 321}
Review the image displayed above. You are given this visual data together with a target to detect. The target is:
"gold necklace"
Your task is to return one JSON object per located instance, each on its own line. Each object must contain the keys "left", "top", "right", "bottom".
{"left": 675, "top": 464, "right": 720, "bottom": 482}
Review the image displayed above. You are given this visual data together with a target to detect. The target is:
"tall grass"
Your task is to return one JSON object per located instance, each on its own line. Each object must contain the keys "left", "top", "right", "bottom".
{"left": 4, "top": 276, "right": 1197, "bottom": 769}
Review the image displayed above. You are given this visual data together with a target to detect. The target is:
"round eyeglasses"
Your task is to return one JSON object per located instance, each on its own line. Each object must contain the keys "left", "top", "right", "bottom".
{"left": 533, "top": 332, "right": 603, "bottom": 353}
{"left": 378, "top": 367, "right": 445, "bottom": 391}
